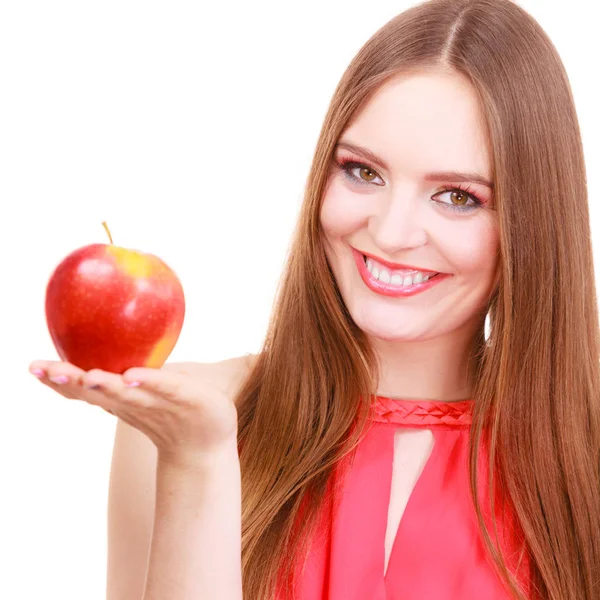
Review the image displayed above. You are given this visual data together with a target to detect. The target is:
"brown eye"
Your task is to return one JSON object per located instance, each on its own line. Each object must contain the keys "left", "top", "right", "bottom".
{"left": 338, "top": 160, "right": 384, "bottom": 186}
{"left": 359, "top": 167, "right": 377, "bottom": 182}
{"left": 450, "top": 190, "right": 469, "bottom": 206}
{"left": 431, "top": 187, "right": 482, "bottom": 213}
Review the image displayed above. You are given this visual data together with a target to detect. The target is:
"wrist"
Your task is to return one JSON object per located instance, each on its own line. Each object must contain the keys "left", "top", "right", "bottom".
{"left": 157, "top": 439, "right": 240, "bottom": 474}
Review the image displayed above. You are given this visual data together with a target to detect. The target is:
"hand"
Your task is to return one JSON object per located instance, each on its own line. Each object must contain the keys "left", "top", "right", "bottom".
{"left": 28, "top": 359, "right": 243, "bottom": 466}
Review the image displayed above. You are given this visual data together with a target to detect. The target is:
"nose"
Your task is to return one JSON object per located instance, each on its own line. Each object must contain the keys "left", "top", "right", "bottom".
{"left": 367, "top": 187, "right": 428, "bottom": 254}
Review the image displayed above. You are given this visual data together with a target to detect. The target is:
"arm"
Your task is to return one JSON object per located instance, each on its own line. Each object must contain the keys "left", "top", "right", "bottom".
{"left": 107, "top": 418, "right": 157, "bottom": 599}
{"left": 106, "top": 358, "right": 253, "bottom": 600}
{"left": 142, "top": 443, "right": 243, "bottom": 600}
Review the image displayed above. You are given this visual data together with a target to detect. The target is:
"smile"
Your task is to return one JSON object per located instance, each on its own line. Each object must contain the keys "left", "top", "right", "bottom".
{"left": 352, "top": 248, "right": 450, "bottom": 298}
{"left": 365, "top": 256, "right": 436, "bottom": 285}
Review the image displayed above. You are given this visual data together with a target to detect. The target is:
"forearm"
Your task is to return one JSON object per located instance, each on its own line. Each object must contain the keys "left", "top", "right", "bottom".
{"left": 142, "top": 443, "right": 243, "bottom": 600}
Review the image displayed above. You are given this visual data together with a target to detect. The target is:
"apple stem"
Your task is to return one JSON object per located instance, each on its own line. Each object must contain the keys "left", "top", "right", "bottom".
{"left": 101, "top": 221, "right": 114, "bottom": 245}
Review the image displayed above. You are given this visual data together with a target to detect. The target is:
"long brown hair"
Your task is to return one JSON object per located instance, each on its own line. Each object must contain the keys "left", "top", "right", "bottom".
{"left": 235, "top": 1, "right": 600, "bottom": 598}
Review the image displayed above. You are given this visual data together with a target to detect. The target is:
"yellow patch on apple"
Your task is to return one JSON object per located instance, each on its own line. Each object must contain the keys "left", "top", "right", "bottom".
{"left": 106, "top": 245, "right": 155, "bottom": 279}
{"left": 146, "top": 329, "right": 181, "bottom": 368}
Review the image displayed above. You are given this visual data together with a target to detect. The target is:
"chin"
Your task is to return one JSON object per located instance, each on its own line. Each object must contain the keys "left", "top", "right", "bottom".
{"left": 351, "top": 310, "right": 435, "bottom": 342}
{"left": 368, "top": 329, "right": 436, "bottom": 343}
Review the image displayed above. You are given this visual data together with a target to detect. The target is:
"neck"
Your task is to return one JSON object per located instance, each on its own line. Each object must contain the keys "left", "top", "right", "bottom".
{"left": 371, "top": 319, "right": 483, "bottom": 402}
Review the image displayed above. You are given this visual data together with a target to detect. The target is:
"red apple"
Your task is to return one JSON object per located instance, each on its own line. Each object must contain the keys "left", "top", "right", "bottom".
{"left": 45, "top": 225, "right": 185, "bottom": 374}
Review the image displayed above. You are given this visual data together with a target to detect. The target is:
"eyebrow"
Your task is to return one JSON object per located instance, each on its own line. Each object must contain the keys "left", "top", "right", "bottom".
{"left": 335, "top": 140, "right": 494, "bottom": 190}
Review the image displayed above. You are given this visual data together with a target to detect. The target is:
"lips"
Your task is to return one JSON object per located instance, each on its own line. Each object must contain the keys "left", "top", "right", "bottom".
{"left": 351, "top": 247, "right": 450, "bottom": 298}
{"left": 361, "top": 253, "right": 440, "bottom": 279}
{"left": 352, "top": 248, "right": 437, "bottom": 275}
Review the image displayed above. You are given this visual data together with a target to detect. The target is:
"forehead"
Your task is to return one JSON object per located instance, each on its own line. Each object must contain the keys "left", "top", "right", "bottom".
{"left": 341, "top": 70, "right": 492, "bottom": 179}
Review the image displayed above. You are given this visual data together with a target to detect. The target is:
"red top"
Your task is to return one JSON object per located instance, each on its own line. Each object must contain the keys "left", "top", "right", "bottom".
{"left": 276, "top": 395, "right": 531, "bottom": 599}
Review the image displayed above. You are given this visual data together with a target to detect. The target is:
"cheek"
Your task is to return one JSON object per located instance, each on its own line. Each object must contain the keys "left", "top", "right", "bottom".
{"left": 445, "top": 217, "right": 499, "bottom": 277}
{"left": 320, "top": 179, "right": 368, "bottom": 239}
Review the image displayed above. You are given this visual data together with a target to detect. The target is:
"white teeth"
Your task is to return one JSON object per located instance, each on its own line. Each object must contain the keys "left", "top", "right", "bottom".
{"left": 364, "top": 255, "right": 436, "bottom": 287}
{"left": 379, "top": 270, "right": 391, "bottom": 284}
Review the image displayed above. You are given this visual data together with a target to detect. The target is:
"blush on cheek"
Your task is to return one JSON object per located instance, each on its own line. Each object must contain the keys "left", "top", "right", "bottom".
{"left": 320, "top": 181, "right": 369, "bottom": 238}
{"left": 441, "top": 217, "right": 499, "bottom": 273}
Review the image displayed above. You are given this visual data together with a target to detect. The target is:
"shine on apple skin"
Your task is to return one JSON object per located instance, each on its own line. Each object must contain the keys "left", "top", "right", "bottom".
{"left": 45, "top": 243, "right": 185, "bottom": 374}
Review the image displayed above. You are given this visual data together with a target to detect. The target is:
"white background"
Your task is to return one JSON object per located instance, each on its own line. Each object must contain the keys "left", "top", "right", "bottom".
{"left": 1, "top": 1, "right": 597, "bottom": 598}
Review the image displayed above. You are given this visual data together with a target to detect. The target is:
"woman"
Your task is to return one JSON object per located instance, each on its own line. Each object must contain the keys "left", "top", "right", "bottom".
{"left": 29, "top": 0, "right": 600, "bottom": 598}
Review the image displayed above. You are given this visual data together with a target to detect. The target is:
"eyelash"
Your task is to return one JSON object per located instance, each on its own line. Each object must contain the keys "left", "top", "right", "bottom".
{"left": 335, "top": 158, "right": 485, "bottom": 213}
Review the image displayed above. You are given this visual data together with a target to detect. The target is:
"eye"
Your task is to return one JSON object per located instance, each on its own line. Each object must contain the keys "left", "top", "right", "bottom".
{"left": 432, "top": 186, "right": 483, "bottom": 213}
{"left": 336, "top": 159, "right": 385, "bottom": 186}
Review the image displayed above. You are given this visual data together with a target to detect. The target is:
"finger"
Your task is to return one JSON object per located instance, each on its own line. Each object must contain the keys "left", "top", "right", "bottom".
{"left": 81, "top": 369, "right": 158, "bottom": 409}
{"left": 29, "top": 360, "right": 84, "bottom": 381}
{"left": 67, "top": 372, "right": 127, "bottom": 412}
{"left": 29, "top": 360, "right": 55, "bottom": 375}
{"left": 122, "top": 367, "right": 191, "bottom": 404}
{"left": 29, "top": 360, "right": 66, "bottom": 380}
{"left": 45, "top": 362, "right": 86, "bottom": 382}
{"left": 29, "top": 362, "right": 134, "bottom": 415}
{"left": 29, "top": 361, "right": 86, "bottom": 399}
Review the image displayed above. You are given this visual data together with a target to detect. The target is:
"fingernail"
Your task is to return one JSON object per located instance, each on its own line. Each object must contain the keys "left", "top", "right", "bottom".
{"left": 125, "top": 381, "right": 141, "bottom": 388}
{"left": 49, "top": 375, "right": 69, "bottom": 384}
{"left": 30, "top": 369, "right": 45, "bottom": 378}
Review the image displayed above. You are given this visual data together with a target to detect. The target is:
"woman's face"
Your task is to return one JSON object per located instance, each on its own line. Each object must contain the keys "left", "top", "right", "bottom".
{"left": 320, "top": 69, "right": 499, "bottom": 342}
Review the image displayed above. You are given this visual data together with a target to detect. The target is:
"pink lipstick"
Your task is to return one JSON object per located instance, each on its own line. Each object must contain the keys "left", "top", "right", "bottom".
{"left": 352, "top": 248, "right": 450, "bottom": 298}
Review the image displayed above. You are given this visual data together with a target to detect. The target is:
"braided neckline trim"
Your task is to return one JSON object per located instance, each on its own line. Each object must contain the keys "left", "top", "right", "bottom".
{"left": 369, "top": 395, "right": 474, "bottom": 428}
